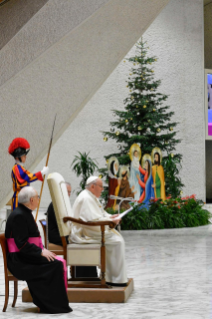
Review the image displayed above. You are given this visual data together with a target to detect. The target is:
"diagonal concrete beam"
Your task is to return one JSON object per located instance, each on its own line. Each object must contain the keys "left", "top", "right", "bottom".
{"left": 0, "top": 0, "right": 170, "bottom": 207}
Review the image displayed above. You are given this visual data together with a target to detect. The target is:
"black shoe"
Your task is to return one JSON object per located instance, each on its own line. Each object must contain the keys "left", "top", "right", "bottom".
{"left": 106, "top": 282, "right": 128, "bottom": 287}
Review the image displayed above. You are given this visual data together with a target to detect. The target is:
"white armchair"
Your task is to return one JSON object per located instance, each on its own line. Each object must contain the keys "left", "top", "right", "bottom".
{"left": 47, "top": 172, "right": 116, "bottom": 289}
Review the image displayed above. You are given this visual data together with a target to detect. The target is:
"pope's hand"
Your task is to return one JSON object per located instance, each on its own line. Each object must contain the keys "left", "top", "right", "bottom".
{"left": 41, "top": 166, "right": 49, "bottom": 176}
{"left": 41, "top": 248, "right": 56, "bottom": 262}
{"left": 111, "top": 215, "right": 121, "bottom": 225}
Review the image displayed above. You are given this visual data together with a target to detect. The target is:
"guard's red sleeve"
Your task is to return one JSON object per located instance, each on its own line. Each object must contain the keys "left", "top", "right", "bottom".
{"left": 35, "top": 171, "right": 43, "bottom": 181}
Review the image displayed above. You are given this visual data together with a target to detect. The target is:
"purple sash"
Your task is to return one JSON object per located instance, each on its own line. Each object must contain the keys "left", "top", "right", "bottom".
{"left": 7, "top": 237, "right": 43, "bottom": 252}
{"left": 7, "top": 237, "right": 67, "bottom": 290}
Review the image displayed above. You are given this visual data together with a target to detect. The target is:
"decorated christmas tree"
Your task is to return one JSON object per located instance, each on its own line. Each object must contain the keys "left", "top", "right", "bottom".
{"left": 101, "top": 39, "right": 183, "bottom": 200}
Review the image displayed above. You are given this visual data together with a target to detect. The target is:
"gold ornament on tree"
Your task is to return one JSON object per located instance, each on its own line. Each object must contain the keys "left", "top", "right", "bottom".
{"left": 153, "top": 109, "right": 156, "bottom": 112}
{"left": 103, "top": 137, "right": 108, "bottom": 142}
{"left": 98, "top": 174, "right": 103, "bottom": 179}
{"left": 157, "top": 128, "right": 161, "bottom": 132}
{"left": 125, "top": 119, "right": 128, "bottom": 123}
{"left": 171, "top": 153, "right": 174, "bottom": 158}
{"left": 143, "top": 105, "right": 147, "bottom": 109}
{"left": 169, "top": 127, "right": 173, "bottom": 131}
{"left": 138, "top": 126, "right": 142, "bottom": 130}
{"left": 116, "top": 131, "right": 120, "bottom": 136}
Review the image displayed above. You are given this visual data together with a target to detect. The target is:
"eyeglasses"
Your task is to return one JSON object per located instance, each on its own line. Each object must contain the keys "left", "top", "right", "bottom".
{"left": 94, "top": 183, "right": 104, "bottom": 189}
{"left": 33, "top": 195, "right": 40, "bottom": 199}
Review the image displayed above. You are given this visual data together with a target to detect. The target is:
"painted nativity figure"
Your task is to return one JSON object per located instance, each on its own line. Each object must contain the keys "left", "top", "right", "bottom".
{"left": 151, "top": 148, "right": 166, "bottom": 200}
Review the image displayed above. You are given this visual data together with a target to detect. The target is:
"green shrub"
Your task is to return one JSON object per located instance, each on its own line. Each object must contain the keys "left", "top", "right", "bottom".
{"left": 106, "top": 195, "right": 211, "bottom": 230}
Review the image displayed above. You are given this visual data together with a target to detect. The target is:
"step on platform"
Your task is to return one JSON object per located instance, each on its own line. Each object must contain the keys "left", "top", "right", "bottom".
{"left": 22, "top": 278, "right": 134, "bottom": 303}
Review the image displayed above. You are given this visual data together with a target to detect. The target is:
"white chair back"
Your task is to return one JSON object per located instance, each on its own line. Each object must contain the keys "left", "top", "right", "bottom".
{"left": 47, "top": 172, "right": 72, "bottom": 237}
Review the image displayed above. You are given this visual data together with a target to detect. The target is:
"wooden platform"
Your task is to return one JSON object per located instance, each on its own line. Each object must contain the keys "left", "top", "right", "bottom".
{"left": 22, "top": 278, "right": 134, "bottom": 303}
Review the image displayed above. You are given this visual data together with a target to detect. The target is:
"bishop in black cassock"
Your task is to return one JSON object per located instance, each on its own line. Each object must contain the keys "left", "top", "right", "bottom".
{"left": 5, "top": 186, "right": 72, "bottom": 314}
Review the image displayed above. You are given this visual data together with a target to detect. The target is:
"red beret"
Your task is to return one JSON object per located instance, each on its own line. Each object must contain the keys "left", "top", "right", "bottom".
{"left": 8, "top": 138, "right": 30, "bottom": 155}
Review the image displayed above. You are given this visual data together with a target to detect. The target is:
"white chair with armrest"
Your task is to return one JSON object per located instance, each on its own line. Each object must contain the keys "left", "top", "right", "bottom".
{"left": 47, "top": 172, "right": 116, "bottom": 289}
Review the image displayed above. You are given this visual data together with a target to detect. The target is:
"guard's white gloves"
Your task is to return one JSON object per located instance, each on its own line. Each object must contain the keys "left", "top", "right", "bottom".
{"left": 41, "top": 166, "right": 49, "bottom": 176}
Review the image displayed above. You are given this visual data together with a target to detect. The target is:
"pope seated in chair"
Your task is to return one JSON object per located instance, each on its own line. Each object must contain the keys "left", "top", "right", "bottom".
{"left": 70, "top": 176, "right": 128, "bottom": 286}
{"left": 47, "top": 181, "right": 97, "bottom": 278}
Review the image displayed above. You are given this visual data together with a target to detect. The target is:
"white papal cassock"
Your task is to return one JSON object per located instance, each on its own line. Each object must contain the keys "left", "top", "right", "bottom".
{"left": 70, "top": 189, "right": 127, "bottom": 284}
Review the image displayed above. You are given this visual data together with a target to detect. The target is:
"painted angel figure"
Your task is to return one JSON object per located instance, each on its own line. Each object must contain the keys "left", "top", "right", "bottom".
{"left": 136, "top": 154, "right": 155, "bottom": 207}
{"left": 129, "top": 144, "right": 142, "bottom": 201}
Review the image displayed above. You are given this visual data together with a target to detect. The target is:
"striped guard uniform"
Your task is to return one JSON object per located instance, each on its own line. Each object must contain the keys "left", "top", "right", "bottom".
{"left": 11, "top": 164, "right": 43, "bottom": 211}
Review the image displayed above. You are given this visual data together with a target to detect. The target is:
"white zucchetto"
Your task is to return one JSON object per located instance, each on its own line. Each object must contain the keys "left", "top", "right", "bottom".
{"left": 86, "top": 176, "right": 98, "bottom": 185}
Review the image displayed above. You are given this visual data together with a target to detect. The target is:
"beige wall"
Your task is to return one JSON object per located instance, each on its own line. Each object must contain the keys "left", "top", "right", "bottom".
{"left": 0, "top": 0, "right": 170, "bottom": 208}
{"left": 0, "top": 0, "right": 48, "bottom": 50}
{"left": 33, "top": 0, "right": 205, "bottom": 207}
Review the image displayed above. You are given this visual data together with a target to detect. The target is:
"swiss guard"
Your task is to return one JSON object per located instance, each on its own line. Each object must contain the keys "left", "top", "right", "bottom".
{"left": 8, "top": 137, "right": 49, "bottom": 210}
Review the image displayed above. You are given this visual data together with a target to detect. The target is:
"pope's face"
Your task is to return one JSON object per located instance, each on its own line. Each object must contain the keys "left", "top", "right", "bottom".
{"left": 91, "top": 179, "right": 104, "bottom": 198}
